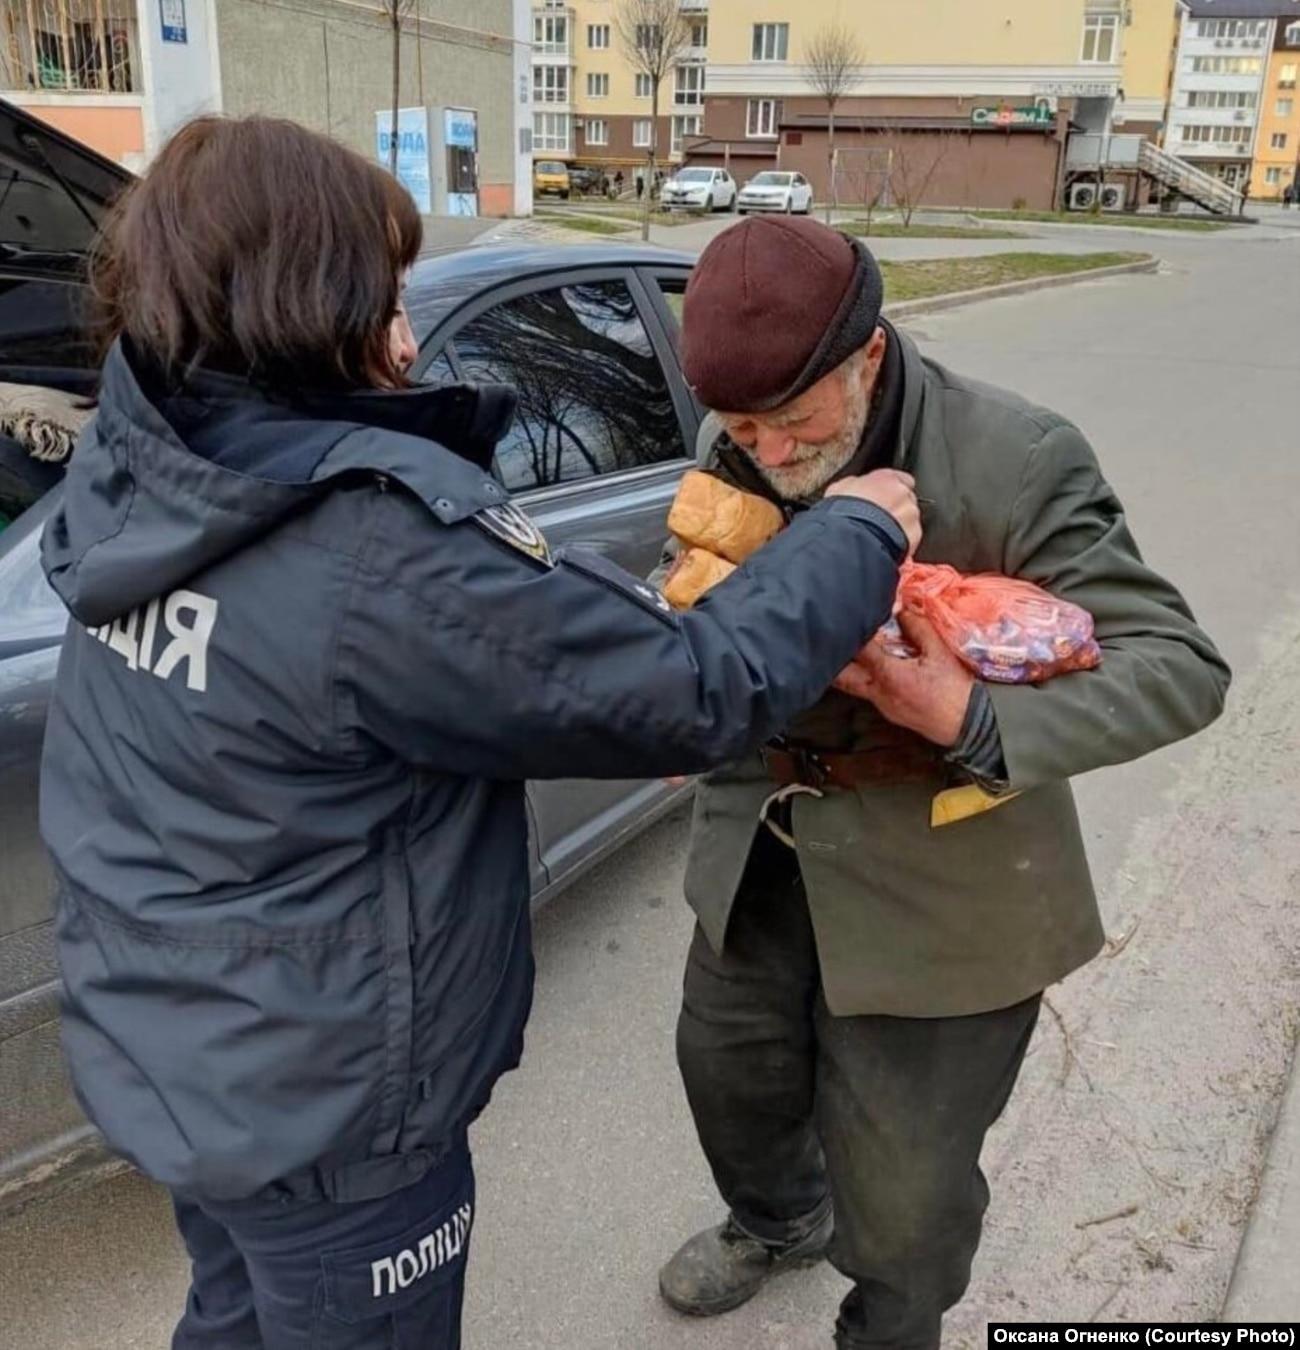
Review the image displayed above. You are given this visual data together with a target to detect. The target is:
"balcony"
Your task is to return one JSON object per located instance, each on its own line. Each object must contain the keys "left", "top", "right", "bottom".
{"left": 680, "top": 0, "right": 708, "bottom": 10}
{"left": 0, "top": 0, "right": 141, "bottom": 93}
{"left": 532, "top": 6, "right": 574, "bottom": 59}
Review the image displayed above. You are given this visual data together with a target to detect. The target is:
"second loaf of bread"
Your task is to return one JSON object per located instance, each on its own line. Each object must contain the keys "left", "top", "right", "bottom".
{"left": 662, "top": 548, "right": 737, "bottom": 610}
{"left": 666, "top": 469, "right": 784, "bottom": 565}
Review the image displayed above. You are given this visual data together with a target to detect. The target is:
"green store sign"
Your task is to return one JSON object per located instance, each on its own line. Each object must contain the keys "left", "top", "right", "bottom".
{"left": 971, "top": 104, "right": 1055, "bottom": 129}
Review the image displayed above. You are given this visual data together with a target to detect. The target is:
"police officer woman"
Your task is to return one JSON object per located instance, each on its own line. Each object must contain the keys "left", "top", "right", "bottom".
{"left": 38, "top": 117, "right": 917, "bottom": 1350}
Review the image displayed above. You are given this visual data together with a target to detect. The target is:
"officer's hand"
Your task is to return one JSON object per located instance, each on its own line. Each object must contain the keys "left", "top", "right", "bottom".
{"left": 832, "top": 611, "right": 973, "bottom": 748}
{"left": 825, "top": 470, "right": 921, "bottom": 556}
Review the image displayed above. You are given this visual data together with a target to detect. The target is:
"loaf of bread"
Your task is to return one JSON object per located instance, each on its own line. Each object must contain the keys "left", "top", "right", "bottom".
{"left": 667, "top": 469, "right": 784, "bottom": 565}
{"left": 663, "top": 547, "right": 737, "bottom": 610}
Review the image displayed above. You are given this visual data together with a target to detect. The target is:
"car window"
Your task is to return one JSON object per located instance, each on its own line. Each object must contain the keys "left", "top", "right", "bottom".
{"left": 451, "top": 278, "right": 687, "bottom": 493}
{"left": 652, "top": 276, "right": 687, "bottom": 330}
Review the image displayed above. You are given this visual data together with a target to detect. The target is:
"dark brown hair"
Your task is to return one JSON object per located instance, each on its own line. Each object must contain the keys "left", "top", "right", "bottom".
{"left": 91, "top": 115, "right": 423, "bottom": 390}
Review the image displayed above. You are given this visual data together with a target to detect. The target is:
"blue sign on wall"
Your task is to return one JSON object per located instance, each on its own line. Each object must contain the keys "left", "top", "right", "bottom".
{"left": 159, "top": 0, "right": 187, "bottom": 42}
{"left": 444, "top": 109, "right": 477, "bottom": 150}
{"left": 376, "top": 107, "right": 432, "bottom": 215}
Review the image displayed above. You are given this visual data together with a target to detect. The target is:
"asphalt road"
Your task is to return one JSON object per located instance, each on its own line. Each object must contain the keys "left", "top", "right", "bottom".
{"left": 2, "top": 212, "right": 1299, "bottom": 1350}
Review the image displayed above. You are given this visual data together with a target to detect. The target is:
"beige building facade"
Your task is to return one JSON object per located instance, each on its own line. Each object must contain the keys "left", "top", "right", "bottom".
{"left": 534, "top": 0, "right": 1183, "bottom": 210}
{"left": 531, "top": 0, "right": 708, "bottom": 168}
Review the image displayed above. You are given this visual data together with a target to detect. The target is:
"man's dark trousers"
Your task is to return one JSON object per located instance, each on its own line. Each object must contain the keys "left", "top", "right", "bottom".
{"left": 677, "top": 828, "right": 1041, "bottom": 1350}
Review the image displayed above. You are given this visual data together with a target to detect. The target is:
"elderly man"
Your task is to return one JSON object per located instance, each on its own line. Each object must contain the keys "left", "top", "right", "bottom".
{"left": 655, "top": 216, "right": 1230, "bottom": 1349}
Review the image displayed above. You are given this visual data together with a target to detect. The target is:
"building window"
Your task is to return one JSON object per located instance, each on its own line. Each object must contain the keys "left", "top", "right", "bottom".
{"left": 1190, "top": 56, "right": 1263, "bottom": 75}
{"left": 1187, "top": 90, "right": 1256, "bottom": 108}
{"left": 586, "top": 72, "right": 609, "bottom": 98}
{"left": 0, "top": 0, "right": 140, "bottom": 91}
{"left": 1266, "top": 167, "right": 1283, "bottom": 184}
{"left": 690, "top": 20, "right": 708, "bottom": 50}
{"left": 1081, "top": 14, "right": 1119, "bottom": 64}
{"left": 635, "top": 23, "right": 661, "bottom": 51}
{"left": 585, "top": 118, "right": 608, "bottom": 146}
{"left": 1281, "top": 64, "right": 1298, "bottom": 89}
{"left": 1271, "top": 132, "right": 1289, "bottom": 149}
{"left": 1197, "top": 18, "right": 1269, "bottom": 39}
{"left": 533, "top": 13, "right": 568, "bottom": 55}
{"left": 752, "top": 23, "right": 789, "bottom": 62}
{"left": 747, "top": 98, "right": 781, "bottom": 138}
{"left": 532, "top": 112, "right": 571, "bottom": 153}
{"left": 633, "top": 118, "right": 653, "bottom": 148}
{"left": 674, "top": 63, "right": 705, "bottom": 106}
{"left": 533, "top": 64, "right": 570, "bottom": 104}
{"left": 635, "top": 73, "right": 653, "bottom": 99}
{"left": 1277, "top": 98, "right": 1294, "bottom": 117}
{"left": 1181, "top": 124, "right": 1252, "bottom": 144}
{"left": 1288, "top": 22, "right": 1300, "bottom": 46}
{"left": 587, "top": 23, "right": 609, "bottom": 49}
{"left": 672, "top": 113, "right": 702, "bottom": 155}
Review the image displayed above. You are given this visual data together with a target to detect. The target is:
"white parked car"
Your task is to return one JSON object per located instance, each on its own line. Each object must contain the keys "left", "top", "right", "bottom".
{"left": 660, "top": 167, "right": 737, "bottom": 212}
{"left": 737, "top": 171, "right": 814, "bottom": 215}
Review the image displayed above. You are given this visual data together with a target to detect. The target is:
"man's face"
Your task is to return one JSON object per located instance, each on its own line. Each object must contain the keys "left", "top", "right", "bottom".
{"left": 716, "top": 328, "right": 887, "bottom": 501}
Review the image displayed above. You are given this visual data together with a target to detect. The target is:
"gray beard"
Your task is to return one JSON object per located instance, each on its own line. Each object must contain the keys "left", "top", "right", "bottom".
{"left": 751, "top": 385, "right": 872, "bottom": 503}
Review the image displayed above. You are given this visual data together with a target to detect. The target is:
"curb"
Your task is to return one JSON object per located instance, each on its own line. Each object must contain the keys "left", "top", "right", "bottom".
{"left": 882, "top": 256, "right": 1159, "bottom": 321}
{"left": 1222, "top": 1028, "right": 1300, "bottom": 1319}
{"left": 952, "top": 212, "right": 1248, "bottom": 237}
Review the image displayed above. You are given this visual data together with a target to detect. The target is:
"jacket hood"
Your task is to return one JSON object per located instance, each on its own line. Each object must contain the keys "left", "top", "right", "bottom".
{"left": 41, "top": 342, "right": 516, "bottom": 626}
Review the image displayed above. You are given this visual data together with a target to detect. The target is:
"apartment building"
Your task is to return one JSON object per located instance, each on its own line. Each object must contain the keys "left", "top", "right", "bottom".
{"left": 683, "top": 0, "right": 1183, "bottom": 207}
{"left": 1167, "top": 0, "right": 1300, "bottom": 193}
{"left": 1249, "top": 5, "right": 1300, "bottom": 196}
{"left": 1, "top": 0, "right": 529, "bottom": 216}
{"left": 531, "top": 0, "right": 708, "bottom": 165}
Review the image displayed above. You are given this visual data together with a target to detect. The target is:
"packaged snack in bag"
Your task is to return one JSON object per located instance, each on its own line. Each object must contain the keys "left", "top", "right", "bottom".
{"left": 880, "top": 562, "right": 1101, "bottom": 684}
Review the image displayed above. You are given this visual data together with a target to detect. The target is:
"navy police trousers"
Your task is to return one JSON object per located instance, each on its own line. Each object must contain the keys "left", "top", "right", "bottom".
{"left": 171, "top": 1142, "right": 474, "bottom": 1349}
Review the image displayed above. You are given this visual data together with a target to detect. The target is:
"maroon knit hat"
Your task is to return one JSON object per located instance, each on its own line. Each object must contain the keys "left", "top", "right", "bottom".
{"left": 680, "top": 215, "right": 885, "bottom": 414}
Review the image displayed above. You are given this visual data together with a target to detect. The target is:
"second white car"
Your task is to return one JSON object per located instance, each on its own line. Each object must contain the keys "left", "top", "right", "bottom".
{"left": 737, "top": 171, "right": 814, "bottom": 215}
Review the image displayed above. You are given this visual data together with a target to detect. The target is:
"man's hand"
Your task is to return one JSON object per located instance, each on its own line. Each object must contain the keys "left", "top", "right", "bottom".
{"left": 833, "top": 611, "right": 975, "bottom": 748}
{"left": 825, "top": 470, "right": 921, "bottom": 556}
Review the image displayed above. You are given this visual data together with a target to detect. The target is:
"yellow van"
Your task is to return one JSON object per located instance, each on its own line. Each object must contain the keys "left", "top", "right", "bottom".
{"left": 533, "top": 160, "right": 571, "bottom": 200}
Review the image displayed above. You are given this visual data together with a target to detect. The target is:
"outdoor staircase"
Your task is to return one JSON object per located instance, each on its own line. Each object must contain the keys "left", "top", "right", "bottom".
{"left": 1137, "top": 141, "right": 1242, "bottom": 216}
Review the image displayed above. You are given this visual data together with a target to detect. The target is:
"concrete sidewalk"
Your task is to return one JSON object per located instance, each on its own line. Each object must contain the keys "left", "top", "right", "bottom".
{"left": 1222, "top": 1033, "right": 1300, "bottom": 1319}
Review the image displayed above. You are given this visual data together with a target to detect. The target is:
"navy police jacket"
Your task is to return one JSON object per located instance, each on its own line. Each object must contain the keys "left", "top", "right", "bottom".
{"left": 38, "top": 342, "right": 905, "bottom": 1202}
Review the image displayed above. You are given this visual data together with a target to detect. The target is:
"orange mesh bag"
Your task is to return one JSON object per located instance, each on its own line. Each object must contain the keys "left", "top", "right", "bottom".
{"left": 881, "top": 562, "right": 1102, "bottom": 684}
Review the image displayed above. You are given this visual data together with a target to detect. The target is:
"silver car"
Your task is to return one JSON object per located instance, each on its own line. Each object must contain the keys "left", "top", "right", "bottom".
{"left": 0, "top": 101, "right": 699, "bottom": 1216}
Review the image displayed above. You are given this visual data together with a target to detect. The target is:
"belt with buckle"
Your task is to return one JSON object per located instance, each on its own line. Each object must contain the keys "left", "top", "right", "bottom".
{"left": 761, "top": 742, "right": 940, "bottom": 789}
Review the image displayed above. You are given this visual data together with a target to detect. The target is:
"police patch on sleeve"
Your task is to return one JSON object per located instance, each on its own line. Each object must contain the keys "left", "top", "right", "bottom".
{"left": 471, "top": 502, "right": 553, "bottom": 567}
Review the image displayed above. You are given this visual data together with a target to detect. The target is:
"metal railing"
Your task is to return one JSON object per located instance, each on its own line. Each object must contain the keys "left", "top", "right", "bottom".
{"left": 1066, "top": 133, "right": 1243, "bottom": 214}
{"left": 0, "top": 0, "right": 139, "bottom": 92}
{"left": 1138, "top": 139, "right": 1242, "bottom": 213}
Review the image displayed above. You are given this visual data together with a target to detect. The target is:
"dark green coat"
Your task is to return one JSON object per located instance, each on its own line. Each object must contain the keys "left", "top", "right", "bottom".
{"left": 680, "top": 329, "right": 1230, "bottom": 1018}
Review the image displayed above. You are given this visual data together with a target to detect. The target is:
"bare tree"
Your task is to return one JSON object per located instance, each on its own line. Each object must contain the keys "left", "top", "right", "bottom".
{"left": 804, "top": 22, "right": 865, "bottom": 225}
{"left": 615, "top": 0, "right": 693, "bottom": 240}
{"left": 381, "top": 0, "right": 414, "bottom": 175}
{"left": 886, "top": 130, "right": 956, "bottom": 227}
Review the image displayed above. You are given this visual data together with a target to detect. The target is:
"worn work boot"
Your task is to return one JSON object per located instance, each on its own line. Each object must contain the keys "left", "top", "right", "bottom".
{"left": 658, "top": 1210, "right": 834, "bottom": 1316}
